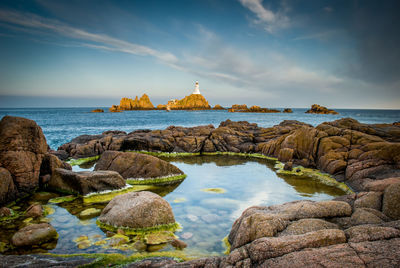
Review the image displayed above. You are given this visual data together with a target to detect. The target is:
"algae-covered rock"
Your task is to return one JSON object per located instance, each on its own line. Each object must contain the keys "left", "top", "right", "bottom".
{"left": 94, "top": 151, "right": 184, "bottom": 185}
{"left": 98, "top": 191, "right": 177, "bottom": 233}
{"left": 79, "top": 208, "right": 101, "bottom": 219}
{"left": 48, "top": 168, "right": 125, "bottom": 195}
{"left": 11, "top": 223, "right": 58, "bottom": 247}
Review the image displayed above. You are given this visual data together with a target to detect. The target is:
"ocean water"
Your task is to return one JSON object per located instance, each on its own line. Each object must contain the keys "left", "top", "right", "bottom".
{"left": 0, "top": 108, "right": 399, "bottom": 150}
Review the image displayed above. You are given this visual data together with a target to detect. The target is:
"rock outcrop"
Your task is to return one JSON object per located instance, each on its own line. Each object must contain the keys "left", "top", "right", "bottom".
{"left": 58, "top": 118, "right": 400, "bottom": 192}
{"left": 11, "top": 223, "right": 58, "bottom": 247}
{"left": 48, "top": 169, "right": 126, "bottom": 195}
{"left": 306, "top": 104, "right": 338, "bottom": 114}
{"left": 94, "top": 151, "right": 184, "bottom": 183}
{"left": 167, "top": 94, "right": 211, "bottom": 110}
{"left": 91, "top": 109, "right": 104, "bottom": 113}
{"left": 115, "top": 94, "right": 155, "bottom": 111}
{"left": 228, "top": 104, "right": 280, "bottom": 113}
{"left": 283, "top": 108, "right": 293, "bottom": 113}
{"left": 98, "top": 191, "right": 176, "bottom": 230}
{"left": 109, "top": 105, "right": 121, "bottom": 112}
{"left": 212, "top": 104, "right": 225, "bottom": 110}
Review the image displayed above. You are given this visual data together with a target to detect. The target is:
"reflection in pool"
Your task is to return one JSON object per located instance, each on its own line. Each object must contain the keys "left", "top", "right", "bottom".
{"left": 0, "top": 155, "right": 347, "bottom": 257}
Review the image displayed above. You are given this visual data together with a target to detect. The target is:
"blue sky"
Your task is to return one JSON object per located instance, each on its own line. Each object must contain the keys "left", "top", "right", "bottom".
{"left": 0, "top": 0, "right": 399, "bottom": 108}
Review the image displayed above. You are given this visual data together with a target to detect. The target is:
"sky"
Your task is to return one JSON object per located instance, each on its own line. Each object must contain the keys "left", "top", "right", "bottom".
{"left": 0, "top": 0, "right": 399, "bottom": 109}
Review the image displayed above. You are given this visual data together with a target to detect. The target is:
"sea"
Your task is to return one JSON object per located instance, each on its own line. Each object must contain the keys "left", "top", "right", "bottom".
{"left": 0, "top": 107, "right": 399, "bottom": 150}
{"left": 0, "top": 107, "right": 399, "bottom": 256}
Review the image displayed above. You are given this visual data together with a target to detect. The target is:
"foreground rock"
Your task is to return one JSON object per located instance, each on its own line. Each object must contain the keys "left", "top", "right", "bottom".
{"left": 11, "top": 223, "right": 58, "bottom": 247}
{"left": 48, "top": 168, "right": 125, "bottom": 195}
{"left": 305, "top": 104, "right": 338, "bottom": 114}
{"left": 94, "top": 151, "right": 184, "bottom": 183}
{"left": 58, "top": 118, "right": 400, "bottom": 192}
{"left": 98, "top": 191, "right": 176, "bottom": 231}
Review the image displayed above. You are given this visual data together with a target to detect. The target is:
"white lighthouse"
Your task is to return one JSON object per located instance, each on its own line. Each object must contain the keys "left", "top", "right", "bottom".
{"left": 192, "top": 81, "right": 201, "bottom": 94}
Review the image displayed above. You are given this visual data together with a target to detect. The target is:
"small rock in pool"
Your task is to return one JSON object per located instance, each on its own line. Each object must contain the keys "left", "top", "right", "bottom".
{"left": 181, "top": 232, "right": 193, "bottom": 239}
{"left": 187, "top": 214, "right": 198, "bottom": 222}
{"left": 201, "top": 188, "right": 226, "bottom": 194}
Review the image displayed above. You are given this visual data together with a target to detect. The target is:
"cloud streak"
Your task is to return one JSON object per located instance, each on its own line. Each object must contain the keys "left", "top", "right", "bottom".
{"left": 0, "top": 9, "right": 178, "bottom": 64}
{"left": 239, "top": 0, "right": 289, "bottom": 33}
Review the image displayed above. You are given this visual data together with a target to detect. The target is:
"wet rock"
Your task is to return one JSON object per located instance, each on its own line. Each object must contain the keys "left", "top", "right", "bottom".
{"left": 354, "top": 191, "right": 382, "bottom": 211}
{"left": 0, "top": 116, "right": 47, "bottom": 203}
{"left": 48, "top": 168, "right": 125, "bottom": 195}
{"left": 171, "top": 257, "right": 224, "bottom": 268}
{"left": 145, "top": 231, "right": 175, "bottom": 245}
{"left": 132, "top": 240, "right": 147, "bottom": 251}
{"left": 109, "top": 234, "right": 129, "bottom": 246}
{"left": 247, "top": 229, "right": 346, "bottom": 262}
{"left": 259, "top": 243, "right": 365, "bottom": 268}
{"left": 25, "top": 203, "right": 43, "bottom": 218}
{"left": 382, "top": 182, "right": 400, "bottom": 220}
{"left": 283, "top": 161, "right": 293, "bottom": 171}
{"left": 94, "top": 151, "right": 183, "bottom": 181}
{"left": 79, "top": 208, "right": 101, "bottom": 219}
{"left": 279, "top": 218, "right": 339, "bottom": 236}
{"left": 345, "top": 225, "right": 400, "bottom": 243}
{"left": 0, "top": 254, "right": 96, "bottom": 267}
{"left": 98, "top": 191, "right": 176, "bottom": 229}
{"left": 0, "top": 206, "right": 11, "bottom": 217}
{"left": 11, "top": 223, "right": 58, "bottom": 247}
{"left": 169, "top": 239, "right": 187, "bottom": 250}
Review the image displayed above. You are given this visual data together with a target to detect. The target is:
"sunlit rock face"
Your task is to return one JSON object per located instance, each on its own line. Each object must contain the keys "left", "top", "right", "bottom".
{"left": 116, "top": 94, "right": 155, "bottom": 110}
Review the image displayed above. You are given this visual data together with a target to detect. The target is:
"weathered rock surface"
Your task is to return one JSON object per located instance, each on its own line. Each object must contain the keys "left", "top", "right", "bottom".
{"left": 279, "top": 218, "right": 339, "bottom": 236}
{"left": 345, "top": 225, "right": 400, "bottom": 243}
{"left": 305, "top": 104, "right": 338, "bottom": 114}
{"left": 98, "top": 191, "right": 175, "bottom": 229}
{"left": 0, "top": 254, "right": 97, "bottom": 267}
{"left": 109, "top": 105, "right": 121, "bottom": 112}
{"left": 11, "top": 223, "right": 58, "bottom": 247}
{"left": 94, "top": 151, "right": 183, "bottom": 180}
{"left": 0, "top": 116, "right": 48, "bottom": 204}
{"left": 58, "top": 118, "right": 400, "bottom": 192}
{"left": 25, "top": 203, "right": 43, "bottom": 218}
{"left": 48, "top": 168, "right": 125, "bottom": 195}
{"left": 382, "top": 182, "right": 400, "bottom": 219}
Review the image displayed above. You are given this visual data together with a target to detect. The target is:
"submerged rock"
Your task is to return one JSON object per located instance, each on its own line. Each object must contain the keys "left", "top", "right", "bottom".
{"left": 11, "top": 223, "right": 58, "bottom": 247}
{"left": 98, "top": 191, "right": 176, "bottom": 232}
{"left": 94, "top": 151, "right": 184, "bottom": 184}
{"left": 25, "top": 203, "right": 44, "bottom": 218}
{"left": 48, "top": 168, "right": 125, "bottom": 195}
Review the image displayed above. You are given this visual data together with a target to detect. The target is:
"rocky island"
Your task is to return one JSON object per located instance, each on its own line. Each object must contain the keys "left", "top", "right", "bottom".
{"left": 228, "top": 104, "right": 280, "bottom": 113}
{"left": 110, "top": 94, "right": 155, "bottom": 111}
{"left": 306, "top": 104, "right": 339, "bottom": 114}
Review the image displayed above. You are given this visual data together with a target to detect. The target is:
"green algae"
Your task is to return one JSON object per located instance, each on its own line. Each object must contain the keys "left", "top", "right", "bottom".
{"left": 0, "top": 209, "right": 20, "bottom": 222}
{"left": 201, "top": 188, "right": 227, "bottom": 194}
{"left": 128, "top": 150, "right": 200, "bottom": 157}
{"left": 82, "top": 185, "right": 153, "bottom": 204}
{"left": 96, "top": 220, "right": 181, "bottom": 236}
{"left": 67, "top": 155, "right": 100, "bottom": 166}
{"left": 48, "top": 195, "right": 78, "bottom": 204}
{"left": 274, "top": 162, "right": 353, "bottom": 194}
{"left": 43, "top": 205, "right": 55, "bottom": 216}
{"left": 126, "top": 174, "right": 187, "bottom": 185}
{"left": 222, "top": 236, "right": 231, "bottom": 255}
{"left": 45, "top": 251, "right": 188, "bottom": 268}
{"left": 202, "top": 152, "right": 277, "bottom": 161}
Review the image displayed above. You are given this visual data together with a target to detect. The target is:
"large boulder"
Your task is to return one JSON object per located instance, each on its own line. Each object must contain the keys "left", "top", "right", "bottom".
{"left": 0, "top": 116, "right": 48, "bottom": 203}
{"left": 382, "top": 182, "right": 400, "bottom": 220}
{"left": 11, "top": 223, "right": 58, "bottom": 247}
{"left": 48, "top": 168, "right": 125, "bottom": 195}
{"left": 94, "top": 151, "right": 184, "bottom": 182}
{"left": 0, "top": 167, "right": 17, "bottom": 204}
{"left": 98, "top": 191, "right": 176, "bottom": 230}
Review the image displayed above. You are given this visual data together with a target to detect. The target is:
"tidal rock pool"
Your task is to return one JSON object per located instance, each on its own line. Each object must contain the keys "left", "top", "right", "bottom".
{"left": 0, "top": 155, "right": 348, "bottom": 258}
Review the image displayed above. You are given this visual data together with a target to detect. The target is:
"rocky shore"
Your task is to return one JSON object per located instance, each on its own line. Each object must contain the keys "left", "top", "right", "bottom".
{"left": 1, "top": 115, "right": 399, "bottom": 267}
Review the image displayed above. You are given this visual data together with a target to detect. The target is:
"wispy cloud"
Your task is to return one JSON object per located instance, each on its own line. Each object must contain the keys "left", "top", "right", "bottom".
{"left": 238, "top": 0, "right": 289, "bottom": 33}
{"left": 0, "top": 9, "right": 178, "bottom": 64}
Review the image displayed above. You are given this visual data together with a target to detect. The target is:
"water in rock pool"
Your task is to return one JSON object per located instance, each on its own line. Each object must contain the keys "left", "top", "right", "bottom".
{"left": 0, "top": 155, "right": 347, "bottom": 257}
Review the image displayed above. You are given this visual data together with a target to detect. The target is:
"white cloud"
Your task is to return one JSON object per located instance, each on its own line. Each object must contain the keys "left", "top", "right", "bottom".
{"left": 0, "top": 9, "right": 178, "bottom": 65}
{"left": 239, "top": 0, "right": 289, "bottom": 33}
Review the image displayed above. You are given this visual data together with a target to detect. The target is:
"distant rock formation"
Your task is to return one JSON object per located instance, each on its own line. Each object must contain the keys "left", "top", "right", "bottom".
{"left": 306, "top": 104, "right": 338, "bottom": 114}
{"left": 118, "top": 94, "right": 155, "bottom": 110}
{"left": 213, "top": 104, "right": 225, "bottom": 110}
{"left": 109, "top": 105, "right": 121, "bottom": 113}
{"left": 156, "top": 104, "right": 167, "bottom": 110}
{"left": 167, "top": 94, "right": 211, "bottom": 110}
{"left": 228, "top": 104, "right": 280, "bottom": 113}
{"left": 91, "top": 109, "right": 104, "bottom": 113}
{"left": 283, "top": 108, "right": 293, "bottom": 113}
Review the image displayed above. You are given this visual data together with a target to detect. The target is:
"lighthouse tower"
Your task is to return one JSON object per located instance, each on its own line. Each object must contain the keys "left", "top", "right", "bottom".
{"left": 193, "top": 81, "right": 201, "bottom": 94}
